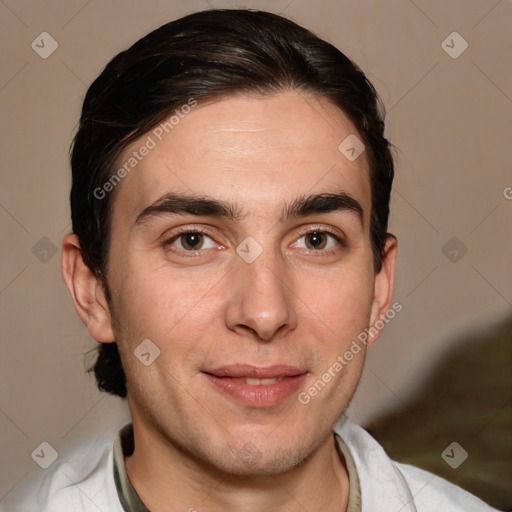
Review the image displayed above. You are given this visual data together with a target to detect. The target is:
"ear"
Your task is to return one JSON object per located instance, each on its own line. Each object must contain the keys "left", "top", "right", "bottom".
{"left": 61, "top": 234, "right": 115, "bottom": 343}
{"left": 367, "top": 234, "right": 398, "bottom": 346}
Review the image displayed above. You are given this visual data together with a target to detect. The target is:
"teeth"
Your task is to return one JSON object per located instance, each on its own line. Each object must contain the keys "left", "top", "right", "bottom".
{"left": 245, "top": 378, "right": 278, "bottom": 386}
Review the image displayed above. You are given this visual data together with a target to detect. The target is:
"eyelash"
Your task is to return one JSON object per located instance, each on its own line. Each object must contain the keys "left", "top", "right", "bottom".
{"left": 163, "top": 226, "right": 345, "bottom": 256}
{"left": 294, "top": 227, "right": 345, "bottom": 253}
{"left": 163, "top": 228, "right": 218, "bottom": 256}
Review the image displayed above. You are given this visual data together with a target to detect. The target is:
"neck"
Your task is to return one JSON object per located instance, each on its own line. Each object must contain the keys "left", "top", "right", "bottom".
{"left": 124, "top": 423, "right": 350, "bottom": 512}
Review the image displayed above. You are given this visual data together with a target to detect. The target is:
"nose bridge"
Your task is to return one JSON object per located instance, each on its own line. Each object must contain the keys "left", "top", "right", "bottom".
{"left": 227, "top": 244, "right": 297, "bottom": 340}
{"left": 245, "top": 254, "right": 286, "bottom": 305}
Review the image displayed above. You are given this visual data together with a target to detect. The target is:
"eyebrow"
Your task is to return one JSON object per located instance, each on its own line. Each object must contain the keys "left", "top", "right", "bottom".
{"left": 134, "top": 193, "right": 243, "bottom": 226}
{"left": 133, "top": 191, "right": 364, "bottom": 227}
{"left": 282, "top": 192, "right": 364, "bottom": 226}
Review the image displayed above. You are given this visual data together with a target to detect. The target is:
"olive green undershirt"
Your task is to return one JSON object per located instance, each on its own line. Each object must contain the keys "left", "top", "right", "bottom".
{"left": 113, "top": 423, "right": 362, "bottom": 511}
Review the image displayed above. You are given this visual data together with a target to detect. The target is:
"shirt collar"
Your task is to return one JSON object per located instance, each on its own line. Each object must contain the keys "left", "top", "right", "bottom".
{"left": 335, "top": 432, "right": 363, "bottom": 511}
{"left": 113, "top": 423, "right": 361, "bottom": 512}
{"left": 113, "top": 423, "right": 149, "bottom": 511}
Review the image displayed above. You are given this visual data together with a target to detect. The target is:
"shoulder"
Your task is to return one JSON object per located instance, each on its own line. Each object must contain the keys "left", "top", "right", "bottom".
{"left": 334, "top": 418, "right": 498, "bottom": 512}
{"left": 4, "top": 434, "right": 123, "bottom": 512}
{"left": 394, "top": 462, "right": 499, "bottom": 512}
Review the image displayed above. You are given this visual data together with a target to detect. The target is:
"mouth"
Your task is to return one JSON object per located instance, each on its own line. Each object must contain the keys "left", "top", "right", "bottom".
{"left": 202, "top": 364, "right": 308, "bottom": 407}
{"left": 235, "top": 377, "right": 281, "bottom": 385}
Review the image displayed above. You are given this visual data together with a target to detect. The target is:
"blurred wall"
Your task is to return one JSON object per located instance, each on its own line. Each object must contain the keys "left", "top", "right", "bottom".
{"left": 1, "top": 0, "right": 511, "bottom": 500}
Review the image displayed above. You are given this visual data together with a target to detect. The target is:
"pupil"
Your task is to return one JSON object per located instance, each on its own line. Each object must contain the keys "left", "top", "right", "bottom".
{"left": 183, "top": 233, "right": 203, "bottom": 250}
{"left": 307, "top": 232, "right": 326, "bottom": 249}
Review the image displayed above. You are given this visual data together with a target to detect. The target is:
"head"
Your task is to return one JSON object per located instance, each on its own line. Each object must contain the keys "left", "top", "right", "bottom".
{"left": 63, "top": 9, "right": 396, "bottom": 475}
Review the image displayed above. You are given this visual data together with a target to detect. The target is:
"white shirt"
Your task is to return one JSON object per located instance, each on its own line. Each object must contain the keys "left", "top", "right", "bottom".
{"left": 3, "top": 418, "right": 498, "bottom": 512}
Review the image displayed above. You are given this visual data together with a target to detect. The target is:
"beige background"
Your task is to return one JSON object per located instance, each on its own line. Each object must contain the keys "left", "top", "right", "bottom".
{"left": 1, "top": 0, "right": 511, "bottom": 504}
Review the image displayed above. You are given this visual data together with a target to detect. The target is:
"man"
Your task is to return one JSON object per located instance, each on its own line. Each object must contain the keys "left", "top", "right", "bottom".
{"left": 9, "top": 9, "right": 498, "bottom": 512}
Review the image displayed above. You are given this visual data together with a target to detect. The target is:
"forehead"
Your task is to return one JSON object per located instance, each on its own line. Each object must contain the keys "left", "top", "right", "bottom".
{"left": 111, "top": 90, "right": 371, "bottom": 226}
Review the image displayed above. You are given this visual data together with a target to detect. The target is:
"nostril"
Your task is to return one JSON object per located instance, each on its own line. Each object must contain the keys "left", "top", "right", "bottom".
{"left": 232, "top": 322, "right": 289, "bottom": 342}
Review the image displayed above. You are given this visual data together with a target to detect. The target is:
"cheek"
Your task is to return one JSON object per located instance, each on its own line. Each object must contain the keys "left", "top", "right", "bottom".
{"left": 111, "top": 271, "right": 221, "bottom": 398}
{"left": 110, "top": 263, "right": 225, "bottom": 349}
{"left": 295, "top": 265, "right": 375, "bottom": 340}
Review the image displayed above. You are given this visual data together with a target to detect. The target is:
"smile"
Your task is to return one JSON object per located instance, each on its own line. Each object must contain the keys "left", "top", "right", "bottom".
{"left": 202, "top": 365, "right": 308, "bottom": 407}
{"left": 243, "top": 377, "right": 278, "bottom": 385}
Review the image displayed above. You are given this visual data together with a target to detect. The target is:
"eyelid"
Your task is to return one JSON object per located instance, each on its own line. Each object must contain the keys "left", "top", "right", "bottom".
{"left": 287, "top": 227, "right": 346, "bottom": 256}
{"left": 293, "top": 224, "right": 346, "bottom": 244}
{"left": 162, "top": 224, "right": 219, "bottom": 241}
{"left": 160, "top": 223, "right": 346, "bottom": 256}
{"left": 293, "top": 233, "right": 342, "bottom": 250}
{"left": 162, "top": 226, "right": 224, "bottom": 252}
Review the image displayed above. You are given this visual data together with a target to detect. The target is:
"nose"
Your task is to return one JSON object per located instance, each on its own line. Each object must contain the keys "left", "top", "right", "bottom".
{"left": 225, "top": 249, "right": 298, "bottom": 341}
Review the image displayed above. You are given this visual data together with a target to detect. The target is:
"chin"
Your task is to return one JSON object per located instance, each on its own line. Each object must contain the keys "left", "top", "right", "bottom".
{"left": 205, "top": 432, "right": 323, "bottom": 478}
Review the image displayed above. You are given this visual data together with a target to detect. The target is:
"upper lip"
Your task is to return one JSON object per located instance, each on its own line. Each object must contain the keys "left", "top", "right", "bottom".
{"left": 204, "top": 364, "right": 307, "bottom": 379}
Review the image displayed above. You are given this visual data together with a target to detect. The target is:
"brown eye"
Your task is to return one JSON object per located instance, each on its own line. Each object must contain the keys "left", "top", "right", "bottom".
{"left": 180, "top": 233, "right": 204, "bottom": 250}
{"left": 305, "top": 231, "right": 328, "bottom": 250}
{"left": 167, "top": 230, "right": 217, "bottom": 254}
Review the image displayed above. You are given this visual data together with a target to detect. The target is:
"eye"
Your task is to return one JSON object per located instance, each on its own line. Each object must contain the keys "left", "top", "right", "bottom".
{"left": 294, "top": 231, "right": 340, "bottom": 251}
{"left": 170, "top": 232, "right": 217, "bottom": 251}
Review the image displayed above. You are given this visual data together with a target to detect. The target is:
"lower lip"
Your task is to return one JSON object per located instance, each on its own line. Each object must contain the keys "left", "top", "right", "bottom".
{"left": 203, "top": 373, "right": 308, "bottom": 407}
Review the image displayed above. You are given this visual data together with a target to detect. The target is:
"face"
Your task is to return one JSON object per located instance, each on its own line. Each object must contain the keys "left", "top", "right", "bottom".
{"left": 89, "top": 90, "right": 395, "bottom": 475}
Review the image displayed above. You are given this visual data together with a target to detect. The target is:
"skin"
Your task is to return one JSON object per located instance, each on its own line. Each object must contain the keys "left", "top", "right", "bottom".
{"left": 62, "top": 90, "right": 397, "bottom": 512}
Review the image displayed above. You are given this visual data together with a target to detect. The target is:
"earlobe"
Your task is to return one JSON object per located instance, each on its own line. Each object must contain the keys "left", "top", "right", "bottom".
{"left": 368, "top": 234, "right": 398, "bottom": 346}
{"left": 61, "top": 234, "right": 115, "bottom": 343}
